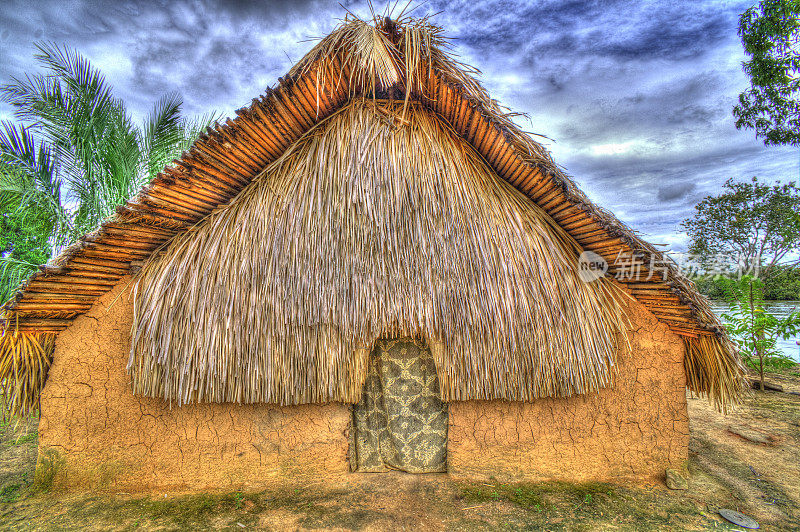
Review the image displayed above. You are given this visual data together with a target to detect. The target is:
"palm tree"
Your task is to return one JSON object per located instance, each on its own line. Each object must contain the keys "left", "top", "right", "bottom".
{"left": 0, "top": 122, "right": 64, "bottom": 303}
{"left": 0, "top": 43, "right": 214, "bottom": 303}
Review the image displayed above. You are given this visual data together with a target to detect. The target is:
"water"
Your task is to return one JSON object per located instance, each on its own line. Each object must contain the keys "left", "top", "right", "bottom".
{"left": 708, "top": 300, "right": 800, "bottom": 362}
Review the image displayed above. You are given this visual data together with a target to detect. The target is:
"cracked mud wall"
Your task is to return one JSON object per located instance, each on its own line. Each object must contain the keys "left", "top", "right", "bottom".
{"left": 447, "top": 295, "right": 689, "bottom": 483}
{"left": 39, "top": 277, "right": 687, "bottom": 491}
{"left": 38, "top": 277, "right": 351, "bottom": 492}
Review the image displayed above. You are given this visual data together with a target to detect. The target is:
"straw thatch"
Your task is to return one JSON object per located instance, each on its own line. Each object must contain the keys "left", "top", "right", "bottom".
{"left": 684, "top": 334, "right": 745, "bottom": 412}
{"left": 0, "top": 326, "right": 54, "bottom": 419}
{"left": 0, "top": 13, "right": 745, "bottom": 412}
{"left": 130, "top": 99, "right": 629, "bottom": 405}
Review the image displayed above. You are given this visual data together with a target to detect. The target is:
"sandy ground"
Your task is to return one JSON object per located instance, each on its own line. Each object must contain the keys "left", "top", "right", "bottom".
{"left": 0, "top": 369, "right": 798, "bottom": 531}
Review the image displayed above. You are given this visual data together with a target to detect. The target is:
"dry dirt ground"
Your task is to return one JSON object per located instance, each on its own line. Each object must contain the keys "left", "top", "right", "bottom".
{"left": 0, "top": 369, "right": 798, "bottom": 531}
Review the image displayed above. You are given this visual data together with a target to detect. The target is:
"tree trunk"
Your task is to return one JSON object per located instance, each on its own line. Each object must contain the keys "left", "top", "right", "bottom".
{"left": 749, "top": 279, "right": 765, "bottom": 391}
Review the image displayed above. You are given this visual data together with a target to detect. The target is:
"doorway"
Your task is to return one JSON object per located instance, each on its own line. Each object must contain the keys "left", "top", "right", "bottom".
{"left": 350, "top": 338, "right": 448, "bottom": 473}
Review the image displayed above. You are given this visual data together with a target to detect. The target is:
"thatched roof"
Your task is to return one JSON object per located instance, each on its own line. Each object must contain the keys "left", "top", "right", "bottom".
{"left": 0, "top": 15, "right": 744, "bottom": 414}
{"left": 130, "top": 98, "right": 629, "bottom": 406}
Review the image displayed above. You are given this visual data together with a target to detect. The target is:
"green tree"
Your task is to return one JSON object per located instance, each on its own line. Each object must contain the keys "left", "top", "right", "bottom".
{"left": 0, "top": 43, "right": 213, "bottom": 304}
{"left": 682, "top": 177, "right": 800, "bottom": 278}
{"left": 693, "top": 264, "right": 800, "bottom": 300}
{"left": 734, "top": 0, "right": 800, "bottom": 145}
{"left": 763, "top": 263, "right": 800, "bottom": 298}
{"left": 684, "top": 179, "right": 800, "bottom": 389}
{"left": 721, "top": 276, "right": 799, "bottom": 389}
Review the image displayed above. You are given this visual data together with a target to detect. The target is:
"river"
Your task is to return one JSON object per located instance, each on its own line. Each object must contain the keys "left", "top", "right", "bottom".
{"left": 708, "top": 300, "right": 800, "bottom": 362}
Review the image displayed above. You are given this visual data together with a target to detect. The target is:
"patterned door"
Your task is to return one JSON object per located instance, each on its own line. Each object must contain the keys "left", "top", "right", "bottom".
{"left": 350, "top": 338, "right": 448, "bottom": 473}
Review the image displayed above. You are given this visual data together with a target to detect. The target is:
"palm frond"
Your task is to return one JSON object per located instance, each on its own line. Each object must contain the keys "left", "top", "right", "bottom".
{"left": 2, "top": 43, "right": 145, "bottom": 236}
{"left": 0, "top": 257, "right": 38, "bottom": 306}
{"left": 141, "top": 92, "right": 184, "bottom": 183}
{"left": 0, "top": 121, "right": 58, "bottom": 201}
{"left": 32, "top": 42, "right": 113, "bottom": 106}
{"left": 0, "top": 121, "right": 68, "bottom": 247}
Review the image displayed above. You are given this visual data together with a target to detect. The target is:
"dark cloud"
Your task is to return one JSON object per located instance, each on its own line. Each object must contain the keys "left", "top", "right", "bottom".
{"left": 450, "top": 0, "right": 731, "bottom": 63}
{"left": 551, "top": 70, "right": 726, "bottom": 148}
{"left": 0, "top": 0, "right": 795, "bottom": 249}
{"left": 208, "top": 0, "right": 326, "bottom": 19}
{"left": 657, "top": 183, "right": 697, "bottom": 203}
{"left": 592, "top": 10, "right": 730, "bottom": 60}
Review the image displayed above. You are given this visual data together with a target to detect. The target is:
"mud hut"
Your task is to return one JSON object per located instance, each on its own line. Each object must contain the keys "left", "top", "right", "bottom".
{"left": 0, "top": 16, "right": 743, "bottom": 491}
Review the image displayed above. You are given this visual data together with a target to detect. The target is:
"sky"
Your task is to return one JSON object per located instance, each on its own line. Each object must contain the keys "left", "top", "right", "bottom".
{"left": 0, "top": 0, "right": 796, "bottom": 251}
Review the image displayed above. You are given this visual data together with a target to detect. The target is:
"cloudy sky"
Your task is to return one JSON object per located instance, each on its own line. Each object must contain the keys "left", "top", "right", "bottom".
{"left": 0, "top": 0, "right": 795, "bottom": 250}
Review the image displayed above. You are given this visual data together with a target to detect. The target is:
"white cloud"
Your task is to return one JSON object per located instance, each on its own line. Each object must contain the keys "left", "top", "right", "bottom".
{"left": 590, "top": 141, "right": 637, "bottom": 156}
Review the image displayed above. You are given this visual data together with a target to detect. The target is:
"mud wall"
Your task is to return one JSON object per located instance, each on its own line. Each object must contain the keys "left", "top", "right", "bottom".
{"left": 39, "top": 278, "right": 688, "bottom": 491}
{"left": 448, "top": 296, "right": 689, "bottom": 483}
{"left": 38, "top": 277, "right": 352, "bottom": 492}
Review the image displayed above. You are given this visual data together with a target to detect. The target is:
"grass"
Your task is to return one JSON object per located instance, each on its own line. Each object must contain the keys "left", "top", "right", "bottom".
{"left": 0, "top": 480, "right": 702, "bottom": 531}
{"left": 458, "top": 480, "right": 615, "bottom": 514}
{"left": 0, "top": 472, "right": 773, "bottom": 531}
{"left": 132, "top": 494, "right": 233, "bottom": 526}
{"left": 0, "top": 417, "right": 36, "bottom": 507}
{"left": 41, "top": 487, "right": 385, "bottom": 530}
{"left": 5, "top": 432, "right": 36, "bottom": 446}
{"left": 453, "top": 478, "right": 712, "bottom": 531}
{"left": 30, "top": 448, "right": 63, "bottom": 493}
{"left": 0, "top": 427, "right": 37, "bottom": 505}
{"left": 0, "top": 476, "right": 26, "bottom": 503}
